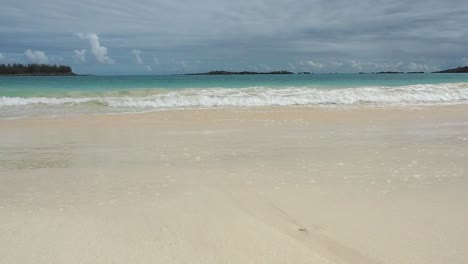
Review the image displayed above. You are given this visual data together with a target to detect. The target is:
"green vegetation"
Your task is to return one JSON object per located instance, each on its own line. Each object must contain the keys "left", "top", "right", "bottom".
{"left": 186, "top": 70, "right": 294, "bottom": 75}
{"left": 0, "top": 64, "right": 74, "bottom": 76}
{"left": 434, "top": 66, "right": 468, "bottom": 73}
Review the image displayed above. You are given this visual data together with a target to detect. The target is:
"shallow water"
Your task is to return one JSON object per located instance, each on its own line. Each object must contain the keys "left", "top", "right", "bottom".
{"left": 1, "top": 73, "right": 468, "bottom": 118}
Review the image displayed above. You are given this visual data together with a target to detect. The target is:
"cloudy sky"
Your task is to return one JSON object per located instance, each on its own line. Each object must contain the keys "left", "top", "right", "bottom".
{"left": 1, "top": 0, "right": 467, "bottom": 74}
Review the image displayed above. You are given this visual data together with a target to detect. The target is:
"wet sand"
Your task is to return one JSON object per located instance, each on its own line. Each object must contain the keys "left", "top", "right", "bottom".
{"left": 1, "top": 105, "right": 468, "bottom": 264}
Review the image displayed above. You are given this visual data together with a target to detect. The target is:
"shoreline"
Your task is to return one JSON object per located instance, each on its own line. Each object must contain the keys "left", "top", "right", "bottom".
{"left": 2, "top": 102, "right": 468, "bottom": 124}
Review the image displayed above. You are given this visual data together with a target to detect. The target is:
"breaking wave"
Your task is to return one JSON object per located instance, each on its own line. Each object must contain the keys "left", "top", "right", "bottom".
{"left": 2, "top": 83, "right": 468, "bottom": 109}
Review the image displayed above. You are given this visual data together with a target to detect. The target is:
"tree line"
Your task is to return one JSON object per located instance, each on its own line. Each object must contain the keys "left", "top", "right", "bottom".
{"left": 0, "top": 63, "right": 73, "bottom": 75}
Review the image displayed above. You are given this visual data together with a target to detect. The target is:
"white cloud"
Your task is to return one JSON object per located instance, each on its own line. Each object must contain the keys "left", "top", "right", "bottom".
{"left": 300, "top": 60, "right": 324, "bottom": 69}
{"left": 131, "top": 50, "right": 153, "bottom": 71}
{"left": 25, "top": 49, "right": 49, "bottom": 63}
{"left": 406, "top": 62, "right": 434, "bottom": 72}
{"left": 153, "top": 57, "right": 159, "bottom": 64}
{"left": 0, "top": 53, "right": 4, "bottom": 61}
{"left": 73, "top": 49, "right": 86, "bottom": 62}
{"left": 350, "top": 60, "right": 393, "bottom": 71}
{"left": 131, "top": 49, "right": 143, "bottom": 64}
{"left": 179, "top": 60, "right": 188, "bottom": 69}
{"left": 350, "top": 60, "right": 364, "bottom": 70}
{"left": 77, "top": 33, "right": 114, "bottom": 64}
{"left": 259, "top": 64, "right": 271, "bottom": 71}
{"left": 330, "top": 61, "right": 345, "bottom": 67}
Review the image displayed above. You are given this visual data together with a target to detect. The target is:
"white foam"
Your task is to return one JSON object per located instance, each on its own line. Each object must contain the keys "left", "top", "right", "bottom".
{"left": 2, "top": 82, "right": 468, "bottom": 109}
{"left": 0, "top": 96, "right": 95, "bottom": 106}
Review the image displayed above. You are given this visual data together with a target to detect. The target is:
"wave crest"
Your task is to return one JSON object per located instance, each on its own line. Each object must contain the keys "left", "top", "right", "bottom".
{"left": 2, "top": 83, "right": 468, "bottom": 108}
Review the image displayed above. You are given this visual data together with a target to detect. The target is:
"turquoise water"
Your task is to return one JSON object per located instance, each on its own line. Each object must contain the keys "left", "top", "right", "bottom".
{"left": 2, "top": 74, "right": 468, "bottom": 97}
{"left": 1, "top": 73, "right": 468, "bottom": 118}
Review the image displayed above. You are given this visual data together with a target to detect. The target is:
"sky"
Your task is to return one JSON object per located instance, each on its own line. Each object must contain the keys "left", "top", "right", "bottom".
{"left": 0, "top": 0, "right": 467, "bottom": 75}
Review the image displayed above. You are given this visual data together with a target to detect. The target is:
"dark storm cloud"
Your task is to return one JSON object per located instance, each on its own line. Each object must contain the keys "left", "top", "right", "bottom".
{"left": 1, "top": 0, "right": 467, "bottom": 74}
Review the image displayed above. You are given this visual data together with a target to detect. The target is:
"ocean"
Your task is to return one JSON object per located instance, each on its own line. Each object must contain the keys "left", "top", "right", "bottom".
{"left": 1, "top": 73, "right": 468, "bottom": 118}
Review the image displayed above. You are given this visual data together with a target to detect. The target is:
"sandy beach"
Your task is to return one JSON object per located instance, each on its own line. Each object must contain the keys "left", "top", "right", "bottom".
{"left": 1, "top": 105, "right": 468, "bottom": 264}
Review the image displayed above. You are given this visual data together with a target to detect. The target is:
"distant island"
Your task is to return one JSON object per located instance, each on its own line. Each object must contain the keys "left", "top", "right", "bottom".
{"left": 433, "top": 66, "right": 468, "bottom": 73}
{"left": 374, "top": 71, "right": 423, "bottom": 74}
{"left": 376, "top": 71, "right": 404, "bottom": 74}
{"left": 186, "top": 70, "right": 294, "bottom": 75}
{"left": 0, "top": 63, "right": 76, "bottom": 76}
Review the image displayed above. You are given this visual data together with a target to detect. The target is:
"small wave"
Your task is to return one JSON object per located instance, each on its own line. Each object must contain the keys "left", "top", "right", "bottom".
{"left": 0, "top": 97, "right": 95, "bottom": 106}
{"left": 2, "top": 83, "right": 468, "bottom": 108}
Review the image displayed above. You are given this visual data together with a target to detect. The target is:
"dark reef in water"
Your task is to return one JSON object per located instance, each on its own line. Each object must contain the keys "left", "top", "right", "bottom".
{"left": 186, "top": 70, "right": 294, "bottom": 75}
{"left": 434, "top": 66, "right": 468, "bottom": 73}
{"left": 0, "top": 63, "right": 76, "bottom": 76}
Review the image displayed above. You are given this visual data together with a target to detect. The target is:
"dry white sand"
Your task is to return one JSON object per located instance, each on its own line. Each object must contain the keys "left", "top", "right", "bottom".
{"left": 1, "top": 105, "right": 468, "bottom": 264}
